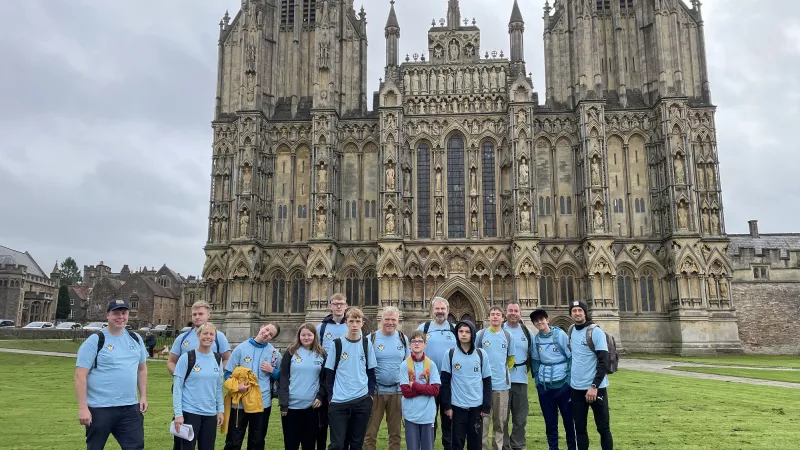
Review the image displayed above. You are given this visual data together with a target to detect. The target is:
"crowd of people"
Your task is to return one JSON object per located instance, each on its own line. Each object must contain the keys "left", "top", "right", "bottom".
{"left": 74, "top": 295, "right": 614, "bottom": 450}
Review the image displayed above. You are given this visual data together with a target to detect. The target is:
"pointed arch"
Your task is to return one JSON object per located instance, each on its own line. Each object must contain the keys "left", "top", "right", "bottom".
{"left": 432, "top": 276, "right": 489, "bottom": 323}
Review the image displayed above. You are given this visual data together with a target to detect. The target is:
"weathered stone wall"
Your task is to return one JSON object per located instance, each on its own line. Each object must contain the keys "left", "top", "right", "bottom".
{"left": 732, "top": 282, "right": 800, "bottom": 355}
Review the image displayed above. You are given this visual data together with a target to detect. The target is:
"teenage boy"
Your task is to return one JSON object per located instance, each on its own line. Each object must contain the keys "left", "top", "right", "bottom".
{"left": 75, "top": 299, "right": 148, "bottom": 450}
{"left": 416, "top": 297, "right": 457, "bottom": 450}
{"left": 501, "top": 301, "right": 533, "bottom": 450}
{"left": 324, "top": 307, "right": 377, "bottom": 450}
{"left": 440, "top": 320, "right": 492, "bottom": 450}
{"left": 531, "top": 308, "right": 576, "bottom": 450}
{"left": 476, "top": 307, "right": 515, "bottom": 450}
{"left": 568, "top": 301, "right": 613, "bottom": 450}
{"left": 316, "top": 293, "right": 349, "bottom": 450}
{"left": 168, "top": 300, "right": 232, "bottom": 376}
{"left": 399, "top": 331, "right": 441, "bottom": 450}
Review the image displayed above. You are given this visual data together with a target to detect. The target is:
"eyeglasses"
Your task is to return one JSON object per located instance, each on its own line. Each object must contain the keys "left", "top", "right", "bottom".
{"left": 331, "top": 303, "right": 346, "bottom": 307}
{"left": 410, "top": 340, "right": 425, "bottom": 345}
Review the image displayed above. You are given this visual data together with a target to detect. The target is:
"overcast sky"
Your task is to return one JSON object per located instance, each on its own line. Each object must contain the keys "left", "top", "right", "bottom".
{"left": 1, "top": 0, "right": 797, "bottom": 277}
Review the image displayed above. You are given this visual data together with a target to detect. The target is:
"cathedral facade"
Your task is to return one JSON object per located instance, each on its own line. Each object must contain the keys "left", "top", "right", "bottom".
{"left": 202, "top": 0, "right": 742, "bottom": 355}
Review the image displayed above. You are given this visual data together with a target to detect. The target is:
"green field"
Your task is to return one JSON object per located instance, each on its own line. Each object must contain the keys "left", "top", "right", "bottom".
{"left": 0, "top": 339, "right": 82, "bottom": 353}
{"left": 2, "top": 353, "right": 800, "bottom": 449}
{"left": 626, "top": 353, "right": 800, "bottom": 369}
{"left": 669, "top": 366, "right": 800, "bottom": 384}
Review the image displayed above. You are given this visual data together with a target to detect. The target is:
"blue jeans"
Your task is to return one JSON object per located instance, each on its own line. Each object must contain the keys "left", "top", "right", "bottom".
{"left": 404, "top": 420, "right": 434, "bottom": 450}
{"left": 536, "top": 383, "right": 577, "bottom": 450}
{"left": 85, "top": 404, "right": 144, "bottom": 450}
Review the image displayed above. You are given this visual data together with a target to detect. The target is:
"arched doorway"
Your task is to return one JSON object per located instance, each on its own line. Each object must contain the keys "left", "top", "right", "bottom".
{"left": 447, "top": 291, "right": 480, "bottom": 329}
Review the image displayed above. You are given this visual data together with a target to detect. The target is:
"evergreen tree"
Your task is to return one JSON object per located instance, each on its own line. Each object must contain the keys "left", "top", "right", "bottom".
{"left": 56, "top": 285, "right": 71, "bottom": 320}
{"left": 60, "top": 257, "right": 82, "bottom": 286}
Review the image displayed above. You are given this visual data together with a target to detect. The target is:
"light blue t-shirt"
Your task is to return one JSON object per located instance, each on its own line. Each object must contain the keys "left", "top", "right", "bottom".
{"left": 76, "top": 330, "right": 147, "bottom": 408}
{"left": 503, "top": 323, "right": 533, "bottom": 384}
{"left": 317, "top": 320, "right": 349, "bottom": 356}
{"left": 398, "top": 357, "right": 441, "bottom": 424}
{"left": 440, "top": 348, "right": 491, "bottom": 409}
{"left": 225, "top": 339, "right": 281, "bottom": 406}
{"left": 532, "top": 326, "right": 571, "bottom": 386}
{"left": 477, "top": 328, "right": 515, "bottom": 391}
{"left": 173, "top": 351, "right": 223, "bottom": 417}
{"left": 288, "top": 347, "right": 325, "bottom": 409}
{"left": 324, "top": 337, "right": 377, "bottom": 403}
{"left": 416, "top": 321, "right": 456, "bottom": 372}
{"left": 371, "top": 331, "right": 410, "bottom": 393}
{"left": 569, "top": 325, "right": 609, "bottom": 390}
{"left": 171, "top": 329, "right": 231, "bottom": 357}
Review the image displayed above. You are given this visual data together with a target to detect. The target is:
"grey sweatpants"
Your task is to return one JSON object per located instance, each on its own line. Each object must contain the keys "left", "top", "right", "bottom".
{"left": 502, "top": 383, "right": 529, "bottom": 450}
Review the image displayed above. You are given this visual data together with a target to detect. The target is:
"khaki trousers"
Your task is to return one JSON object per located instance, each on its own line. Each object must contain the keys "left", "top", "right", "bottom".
{"left": 363, "top": 392, "right": 403, "bottom": 450}
{"left": 482, "top": 390, "right": 509, "bottom": 450}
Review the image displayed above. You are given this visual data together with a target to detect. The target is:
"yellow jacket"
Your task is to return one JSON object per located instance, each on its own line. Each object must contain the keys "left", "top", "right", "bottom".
{"left": 221, "top": 367, "right": 263, "bottom": 434}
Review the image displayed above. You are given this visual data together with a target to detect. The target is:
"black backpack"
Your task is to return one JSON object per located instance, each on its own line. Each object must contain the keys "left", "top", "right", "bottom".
{"left": 568, "top": 324, "right": 619, "bottom": 374}
{"left": 183, "top": 349, "right": 222, "bottom": 383}
{"left": 332, "top": 336, "right": 370, "bottom": 372}
{"left": 369, "top": 330, "right": 408, "bottom": 353}
{"left": 447, "top": 347, "right": 484, "bottom": 373}
{"left": 423, "top": 321, "right": 456, "bottom": 336}
{"left": 93, "top": 330, "right": 141, "bottom": 368}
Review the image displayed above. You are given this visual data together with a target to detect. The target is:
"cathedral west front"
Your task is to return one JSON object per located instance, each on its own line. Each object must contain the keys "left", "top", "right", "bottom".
{"left": 202, "top": 0, "right": 742, "bottom": 355}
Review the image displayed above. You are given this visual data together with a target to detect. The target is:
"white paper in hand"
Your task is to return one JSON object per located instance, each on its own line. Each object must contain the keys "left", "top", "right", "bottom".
{"left": 170, "top": 421, "right": 195, "bottom": 441}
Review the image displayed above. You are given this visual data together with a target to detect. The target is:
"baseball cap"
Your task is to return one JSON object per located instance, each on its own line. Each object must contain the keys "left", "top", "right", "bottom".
{"left": 107, "top": 299, "right": 130, "bottom": 312}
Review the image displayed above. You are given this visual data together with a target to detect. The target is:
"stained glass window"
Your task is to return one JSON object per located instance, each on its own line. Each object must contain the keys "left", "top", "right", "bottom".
{"left": 447, "top": 136, "right": 466, "bottom": 238}
{"left": 482, "top": 142, "right": 497, "bottom": 237}
{"left": 417, "top": 144, "right": 431, "bottom": 238}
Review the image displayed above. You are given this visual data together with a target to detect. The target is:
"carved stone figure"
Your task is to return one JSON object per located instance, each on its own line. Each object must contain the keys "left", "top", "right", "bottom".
{"left": 677, "top": 202, "right": 689, "bottom": 229}
{"left": 436, "top": 214, "right": 443, "bottom": 235}
{"left": 386, "top": 165, "right": 396, "bottom": 190}
{"left": 481, "top": 68, "right": 489, "bottom": 91}
{"left": 498, "top": 67, "right": 506, "bottom": 90}
{"left": 593, "top": 205, "right": 604, "bottom": 231}
{"left": 471, "top": 214, "right": 478, "bottom": 233}
{"left": 702, "top": 209, "right": 710, "bottom": 232}
{"left": 386, "top": 210, "right": 395, "bottom": 234}
{"left": 708, "top": 278, "right": 718, "bottom": 298}
{"left": 411, "top": 72, "right": 420, "bottom": 94}
{"left": 241, "top": 165, "right": 251, "bottom": 193}
{"left": 403, "top": 171, "right": 411, "bottom": 196}
{"left": 472, "top": 70, "right": 480, "bottom": 92}
{"left": 517, "top": 109, "right": 525, "bottom": 125}
{"left": 518, "top": 158, "right": 529, "bottom": 187}
{"left": 591, "top": 158, "right": 601, "bottom": 186}
{"left": 437, "top": 71, "right": 445, "bottom": 94}
{"left": 520, "top": 207, "right": 531, "bottom": 231}
{"left": 317, "top": 163, "right": 327, "bottom": 191}
{"left": 711, "top": 210, "right": 720, "bottom": 234}
{"left": 446, "top": 71, "right": 454, "bottom": 93}
{"left": 404, "top": 215, "right": 411, "bottom": 235}
{"left": 456, "top": 70, "right": 463, "bottom": 92}
{"left": 239, "top": 211, "right": 249, "bottom": 236}
{"left": 706, "top": 165, "right": 715, "bottom": 189}
{"left": 221, "top": 218, "right": 228, "bottom": 238}
{"left": 674, "top": 156, "right": 685, "bottom": 184}
{"left": 222, "top": 177, "right": 229, "bottom": 198}
{"left": 316, "top": 210, "right": 327, "bottom": 236}
{"left": 404, "top": 72, "right": 411, "bottom": 95}
{"left": 697, "top": 164, "right": 706, "bottom": 189}
{"left": 504, "top": 212, "right": 512, "bottom": 236}
{"left": 489, "top": 69, "right": 497, "bottom": 91}
{"left": 719, "top": 278, "right": 729, "bottom": 299}
{"left": 470, "top": 169, "right": 477, "bottom": 195}
{"left": 449, "top": 40, "right": 460, "bottom": 61}
{"left": 435, "top": 169, "right": 442, "bottom": 192}
{"left": 464, "top": 69, "right": 472, "bottom": 91}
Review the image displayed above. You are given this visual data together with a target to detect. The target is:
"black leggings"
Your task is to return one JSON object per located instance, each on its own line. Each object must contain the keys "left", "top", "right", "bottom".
{"left": 176, "top": 411, "right": 217, "bottom": 450}
{"left": 570, "top": 388, "right": 613, "bottom": 450}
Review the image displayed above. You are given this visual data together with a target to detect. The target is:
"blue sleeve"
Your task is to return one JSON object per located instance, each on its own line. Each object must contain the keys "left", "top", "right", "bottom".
{"left": 217, "top": 332, "right": 231, "bottom": 354}
{"left": 430, "top": 361, "right": 441, "bottom": 385}
{"left": 508, "top": 331, "right": 516, "bottom": 356}
{"left": 270, "top": 349, "right": 282, "bottom": 379}
{"left": 324, "top": 350, "right": 335, "bottom": 370}
{"left": 173, "top": 354, "right": 187, "bottom": 417}
{"left": 367, "top": 341, "right": 377, "bottom": 369}
{"left": 531, "top": 336, "right": 540, "bottom": 361}
{"left": 224, "top": 370, "right": 232, "bottom": 381}
{"left": 480, "top": 349, "right": 492, "bottom": 378}
{"left": 216, "top": 364, "right": 224, "bottom": 414}
{"left": 76, "top": 334, "right": 99, "bottom": 369}
{"left": 416, "top": 323, "right": 425, "bottom": 331}
{"left": 439, "top": 351, "right": 451, "bottom": 374}
{"left": 593, "top": 327, "right": 608, "bottom": 352}
{"left": 137, "top": 335, "right": 147, "bottom": 364}
{"left": 170, "top": 334, "right": 184, "bottom": 356}
{"left": 225, "top": 345, "right": 240, "bottom": 373}
{"left": 560, "top": 329, "right": 572, "bottom": 358}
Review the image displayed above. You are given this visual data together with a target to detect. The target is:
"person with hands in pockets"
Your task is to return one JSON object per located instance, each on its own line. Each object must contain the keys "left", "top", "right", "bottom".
{"left": 278, "top": 323, "right": 327, "bottom": 450}
{"left": 74, "top": 299, "right": 148, "bottom": 450}
{"left": 172, "top": 322, "right": 224, "bottom": 450}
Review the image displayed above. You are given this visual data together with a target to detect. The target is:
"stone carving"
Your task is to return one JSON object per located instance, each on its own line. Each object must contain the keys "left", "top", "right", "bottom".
{"left": 593, "top": 204, "right": 604, "bottom": 231}
{"left": 498, "top": 67, "right": 506, "bottom": 90}
{"left": 404, "top": 215, "right": 411, "bottom": 235}
{"left": 697, "top": 164, "right": 706, "bottom": 189}
{"left": 472, "top": 70, "right": 480, "bottom": 93}
{"left": 403, "top": 171, "right": 411, "bottom": 196}
{"left": 520, "top": 207, "right": 531, "bottom": 231}
{"left": 239, "top": 211, "right": 249, "bottom": 236}
{"left": 220, "top": 219, "right": 228, "bottom": 239}
{"left": 702, "top": 208, "right": 710, "bottom": 232}
{"left": 470, "top": 169, "right": 477, "bottom": 195}
{"left": 316, "top": 210, "right": 327, "bottom": 236}
{"left": 436, "top": 214, "right": 443, "bottom": 235}
{"left": 449, "top": 40, "right": 460, "bottom": 62}
{"left": 412, "top": 72, "right": 420, "bottom": 94}
{"left": 517, "top": 109, "right": 526, "bottom": 125}
{"left": 435, "top": 169, "right": 442, "bottom": 193}
{"left": 518, "top": 157, "right": 529, "bottom": 187}
{"left": 437, "top": 71, "right": 445, "bottom": 94}
{"left": 245, "top": 73, "right": 256, "bottom": 102}
{"left": 489, "top": 69, "right": 497, "bottom": 91}
{"left": 317, "top": 162, "right": 327, "bottom": 191}
{"left": 504, "top": 212, "right": 512, "bottom": 236}
{"left": 245, "top": 37, "right": 256, "bottom": 72}
{"left": 222, "top": 176, "right": 229, "bottom": 198}
{"left": 241, "top": 165, "right": 251, "bottom": 194}
{"left": 591, "top": 158, "right": 601, "bottom": 186}
{"left": 386, "top": 210, "right": 395, "bottom": 234}
{"left": 481, "top": 68, "right": 489, "bottom": 91}
{"left": 674, "top": 155, "right": 685, "bottom": 184}
{"left": 456, "top": 70, "right": 463, "bottom": 92}
{"left": 711, "top": 210, "right": 720, "bottom": 234}
{"left": 403, "top": 72, "right": 410, "bottom": 95}
{"left": 386, "top": 164, "right": 396, "bottom": 190}
{"left": 708, "top": 278, "right": 718, "bottom": 298}
{"left": 677, "top": 202, "right": 689, "bottom": 230}
{"left": 318, "top": 42, "right": 330, "bottom": 68}
{"left": 706, "top": 165, "right": 715, "bottom": 189}
{"left": 719, "top": 278, "right": 729, "bottom": 299}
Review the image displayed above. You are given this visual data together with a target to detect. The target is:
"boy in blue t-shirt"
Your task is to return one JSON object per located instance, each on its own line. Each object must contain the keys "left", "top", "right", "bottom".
{"left": 440, "top": 320, "right": 492, "bottom": 450}
{"left": 324, "top": 307, "right": 377, "bottom": 450}
{"left": 168, "top": 300, "right": 232, "bottom": 378}
{"left": 398, "top": 330, "right": 441, "bottom": 450}
{"left": 568, "top": 301, "right": 613, "bottom": 450}
{"left": 476, "top": 306, "right": 516, "bottom": 450}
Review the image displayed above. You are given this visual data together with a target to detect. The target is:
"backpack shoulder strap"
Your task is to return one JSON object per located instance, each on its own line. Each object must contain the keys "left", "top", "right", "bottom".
{"left": 184, "top": 349, "right": 196, "bottom": 383}
{"left": 449, "top": 322, "right": 456, "bottom": 334}
{"left": 586, "top": 324, "right": 597, "bottom": 352}
{"left": 398, "top": 331, "right": 407, "bottom": 351}
{"left": 369, "top": 331, "right": 375, "bottom": 345}
{"left": 178, "top": 330, "right": 190, "bottom": 348}
{"left": 423, "top": 321, "right": 430, "bottom": 334}
{"left": 503, "top": 329, "right": 512, "bottom": 356}
{"left": 320, "top": 322, "right": 329, "bottom": 344}
{"left": 567, "top": 324, "right": 575, "bottom": 349}
{"left": 448, "top": 348, "right": 455, "bottom": 372}
{"left": 127, "top": 330, "right": 140, "bottom": 345}
{"left": 477, "top": 348, "right": 484, "bottom": 370}
{"left": 214, "top": 351, "right": 222, "bottom": 367}
{"left": 362, "top": 336, "right": 369, "bottom": 370}
{"left": 93, "top": 331, "right": 105, "bottom": 369}
{"left": 215, "top": 331, "right": 220, "bottom": 354}
{"left": 333, "top": 338, "right": 343, "bottom": 372}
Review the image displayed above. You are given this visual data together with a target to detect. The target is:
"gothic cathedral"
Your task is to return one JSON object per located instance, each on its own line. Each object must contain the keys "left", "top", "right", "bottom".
{"left": 203, "top": 0, "right": 741, "bottom": 354}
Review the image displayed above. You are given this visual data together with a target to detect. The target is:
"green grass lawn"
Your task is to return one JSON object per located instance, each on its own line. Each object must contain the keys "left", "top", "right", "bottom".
{"left": 626, "top": 353, "right": 800, "bottom": 369}
{"left": 669, "top": 366, "right": 800, "bottom": 384}
{"left": 2, "top": 353, "right": 800, "bottom": 449}
{"left": 0, "top": 339, "right": 82, "bottom": 353}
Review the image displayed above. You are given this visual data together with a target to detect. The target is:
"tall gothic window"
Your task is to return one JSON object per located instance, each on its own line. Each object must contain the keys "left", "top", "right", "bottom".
{"left": 351, "top": 201, "right": 357, "bottom": 218}
{"left": 482, "top": 142, "right": 497, "bottom": 237}
{"left": 618, "top": 269, "right": 634, "bottom": 312}
{"left": 447, "top": 136, "right": 466, "bottom": 238}
{"left": 559, "top": 269, "right": 576, "bottom": 306}
{"left": 291, "top": 272, "right": 305, "bottom": 313}
{"left": 417, "top": 144, "right": 431, "bottom": 238}
{"left": 345, "top": 270, "right": 360, "bottom": 306}
{"left": 303, "top": 0, "right": 316, "bottom": 24}
{"left": 281, "top": 0, "right": 296, "bottom": 26}
{"left": 640, "top": 269, "right": 657, "bottom": 312}
{"left": 271, "top": 273, "right": 286, "bottom": 313}
{"left": 364, "top": 270, "right": 379, "bottom": 306}
{"left": 345, "top": 201, "right": 350, "bottom": 218}
{"left": 540, "top": 269, "right": 556, "bottom": 306}
{"left": 364, "top": 201, "right": 370, "bottom": 218}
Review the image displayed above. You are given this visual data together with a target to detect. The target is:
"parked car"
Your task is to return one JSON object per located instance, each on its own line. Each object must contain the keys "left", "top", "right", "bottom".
{"left": 22, "top": 321, "right": 54, "bottom": 329}
{"left": 153, "top": 324, "right": 172, "bottom": 332}
{"left": 56, "top": 322, "right": 82, "bottom": 330}
{"left": 139, "top": 326, "right": 151, "bottom": 332}
{"left": 179, "top": 326, "right": 192, "bottom": 333}
{"left": 83, "top": 322, "right": 107, "bottom": 331}
{"left": 0, "top": 319, "right": 14, "bottom": 328}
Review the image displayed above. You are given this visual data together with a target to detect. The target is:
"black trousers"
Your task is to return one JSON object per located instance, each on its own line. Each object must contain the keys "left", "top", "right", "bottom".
{"left": 282, "top": 407, "right": 319, "bottom": 450}
{"left": 176, "top": 411, "right": 218, "bottom": 450}
{"left": 85, "top": 404, "right": 144, "bottom": 450}
{"left": 327, "top": 396, "right": 372, "bottom": 450}
{"left": 223, "top": 407, "right": 271, "bottom": 450}
{"left": 450, "top": 406, "right": 483, "bottom": 450}
{"left": 570, "top": 388, "right": 613, "bottom": 450}
{"left": 434, "top": 394, "right": 453, "bottom": 450}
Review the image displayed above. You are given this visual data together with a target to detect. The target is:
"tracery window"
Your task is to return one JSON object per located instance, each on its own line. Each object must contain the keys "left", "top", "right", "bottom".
{"left": 618, "top": 268, "right": 634, "bottom": 312}
{"left": 640, "top": 269, "right": 657, "bottom": 312}
{"left": 364, "top": 270, "right": 379, "bottom": 306}
{"left": 417, "top": 144, "right": 431, "bottom": 238}
{"left": 271, "top": 273, "right": 286, "bottom": 313}
{"left": 539, "top": 269, "right": 556, "bottom": 306}
{"left": 345, "top": 270, "right": 360, "bottom": 306}
{"left": 291, "top": 272, "right": 305, "bottom": 313}
{"left": 447, "top": 136, "right": 466, "bottom": 238}
{"left": 559, "top": 269, "right": 576, "bottom": 306}
{"left": 482, "top": 142, "right": 497, "bottom": 237}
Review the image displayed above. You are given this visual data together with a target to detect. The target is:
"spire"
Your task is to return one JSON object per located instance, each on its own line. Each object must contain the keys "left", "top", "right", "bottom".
{"left": 510, "top": 0, "right": 524, "bottom": 25}
{"left": 385, "top": 0, "right": 400, "bottom": 70}
{"left": 447, "top": 0, "right": 461, "bottom": 29}
{"left": 385, "top": 0, "right": 399, "bottom": 29}
{"left": 52, "top": 262, "right": 60, "bottom": 273}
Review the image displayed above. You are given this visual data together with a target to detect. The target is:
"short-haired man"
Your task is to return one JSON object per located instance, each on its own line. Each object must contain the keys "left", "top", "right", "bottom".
{"left": 476, "top": 306, "right": 515, "bottom": 450}
{"left": 416, "top": 297, "right": 457, "bottom": 450}
{"left": 168, "top": 301, "right": 232, "bottom": 376}
{"left": 325, "top": 307, "right": 377, "bottom": 450}
{"left": 568, "top": 301, "right": 613, "bottom": 450}
{"left": 501, "top": 302, "right": 533, "bottom": 450}
{"left": 75, "top": 299, "right": 148, "bottom": 450}
{"left": 364, "top": 306, "right": 410, "bottom": 450}
{"left": 441, "top": 320, "right": 492, "bottom": 450}
{"left": 316, "top": 293, "right": 349, "bottom": 450}
{"left": 531, "top": 308, "right": 576, "bottom": 450}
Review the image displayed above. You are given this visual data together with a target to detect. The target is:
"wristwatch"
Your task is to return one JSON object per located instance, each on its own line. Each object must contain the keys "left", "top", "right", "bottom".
{"left": 590, "top": 384, "right": 598, "bottom": 389}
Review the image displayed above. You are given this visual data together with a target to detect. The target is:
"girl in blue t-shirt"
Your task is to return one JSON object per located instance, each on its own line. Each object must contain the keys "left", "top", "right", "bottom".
{"left": 172, "top": 322, "right": 224, "bottom": 450}
{"left": 278, "top": 322, "right": 328, "bottom": 450}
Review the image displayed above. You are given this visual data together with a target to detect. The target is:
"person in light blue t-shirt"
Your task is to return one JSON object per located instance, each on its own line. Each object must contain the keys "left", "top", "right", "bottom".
{"left": 398, "top": 330, "right": 441, "bottom": 450}
{"left": 75, "top": 299, "right": 148, "bottom": 450}
{"left": 568, "top": 301, "right": 612, "bottom": 450}
{"left": 502, "top": 301, "right": 535, "bottom": 450}
{"left": 324, "top": 307, "right": 377, "bottom": 450}
{"left": 315, "top": 293, "right": 349, "bottom": 450}
{"left": 476, "top": 306, "right": 516, "bottom": 450}
{"left": 278, "top": 322, "right": 327, "bottom": 450}
{"left": 172, "top": 322, "right": 224, "bottom": 450}
{"left": 168, "top": 301, "right": 232, "bottom": 379}
{"left": 223, "top": 323, "right": 282, "bottom": 450}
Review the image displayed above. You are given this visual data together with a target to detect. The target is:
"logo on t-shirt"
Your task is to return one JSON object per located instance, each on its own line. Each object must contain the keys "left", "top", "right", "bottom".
{"left": 106, "top": 345, "right": 114, "bottom": 351}
{"left": 193, "top": 364, "right": 201, "bottom": 372}
{"left": 214, "top": 366, "right": 219, "bottom": 372}
{"left": 454, "top": 363, "right": 462, "bottom": 370}
{"left": 244, "top": 356, "right": 252, "bottom": 363}
{"left": 294, "top": 355, "right": 303, "bottom": 363}
{"left": 552, "top": 347, "right": 560, "bottom": 353}
{"left": 483, "top": 340, "right": 491, "bottom": 347}
{"left": 474, "top": 363, "right": 480, "bottom": 373}
{"left": 183, "top": 340, "right": 190, "bottom": 347}
{"left": 426, "top": 333, "right": 432, "bottom": 339}
{"left": 377, "top": 344, "right": 385, "bottom": 351}
{"left": 396, "top": 344, "right": 404, "bottom": 351}
{"left": 326, "top": 333, "right": 332, "bottom": 339}
{"left": 341, "top": 352, "right": 349, "bottom": 360}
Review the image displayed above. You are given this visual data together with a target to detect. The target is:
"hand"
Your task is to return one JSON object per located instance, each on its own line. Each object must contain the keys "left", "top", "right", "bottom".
{"left": 238, "top": 382, "right": 249, "bottom": 393}
{"left": 139, "top": 397, "right": 148, "bottom": 413}
{"left": 78, "top": 407, "right": 92, "bottom": 426}
{"left": 311, "top": 399, "right": 322, "bottom": 409}
{"left": 585, "top": 386, "right": 598, "bottom": 403}
{"left": 281, "top": 409, "right": 288, "bottom": 417}
{"left": 261, "top": 360, "right": 274, "bottom": 373}
{"left": 480, "top": 411, "right": 489, "bottom": 417}
{"left": 217, "top": 413, "right": 224, "bottom": 427}
{"left": 174, "top": 416, "right": 184, "bottom": 433}
{"left": 444, "top": 409, "right": 453, "bottom": 419}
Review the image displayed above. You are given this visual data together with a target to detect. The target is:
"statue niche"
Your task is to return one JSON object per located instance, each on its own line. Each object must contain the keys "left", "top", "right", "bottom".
{"left": 317, "top": 162, "right": 327, "bottom": 192}
{"left": 386, "top": 163, "right": 396, "bottom": 191}
{"left": 518, "top": 157, "right": 529, "bottom": 187}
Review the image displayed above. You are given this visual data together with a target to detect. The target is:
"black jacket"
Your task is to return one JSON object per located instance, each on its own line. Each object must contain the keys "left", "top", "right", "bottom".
{"left": 440, "top": 320, "right": 492, "bottom": 414}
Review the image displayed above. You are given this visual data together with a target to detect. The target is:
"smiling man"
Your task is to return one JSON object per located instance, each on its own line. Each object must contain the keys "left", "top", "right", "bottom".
{"left": 476, "top": 307, "right": 515, "bottom": 450}
{"left": 168, "top": 300, "right": 232, "bottom": 376}
{"left": 502, "top": 301, "right": 534, "bottom": 450}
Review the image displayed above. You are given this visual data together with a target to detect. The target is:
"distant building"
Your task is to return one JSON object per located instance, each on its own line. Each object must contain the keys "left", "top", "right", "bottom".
{"left": 0, "top": 245, "right": 60, "bottom": 325}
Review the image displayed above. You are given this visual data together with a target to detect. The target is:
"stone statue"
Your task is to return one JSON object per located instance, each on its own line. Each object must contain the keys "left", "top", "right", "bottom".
{"left": 517, "top": 109, "right": 525, "bottom": 125}
{"left": 481, "top": 68, "right": 489, "bottom": 91}
{"left": 498, "top": 67, "right": 506, "bottom": 90}
{"left": 456, "top": 69, "right": 463, "bottom": 92}
{"left": 437, "top": 71, "right": 445, "bottom": 94}
{"left": 674, "top": 156, "right": 685, "bottom": 184}
{"left": 464, "top": 69, "right": 472, "bottom": 92}
{"left": 711, "top": 210, "right": 720, "bottom": 234}
{"left": 697, "top": 164, "right": 706, "bottom": 189}
{"left": 386, "top": 210, "right": 395, "bottom": 234}
{"left": 316, "top": 210, "right": 326, "bottom": 236}
{"left": 404, "top": 215, "right": 411, "bottom": 235}
{"left": 222, "top": 177, "right": 229, "bottom": 198}
{"left": 520, "top": 208, "right": 531, "bottom": 231}
{"left": 436, "top": 214, "right": 443, "bottom": 235}
{"left": 707, "top": 278, "right": 718, "bottom": 298}
{"left": 449, "top": 40, "right": 459, "bottom": 61}
{"left": 518, "top": 158, "right": 529, "bottom": 187}
{"left": 719, "top": 278, "right": 729, "bottom": 299}
{"left": 213, "top": 220, "right": 220, "bottom": 242}
{"left": 317, "top": 163, "right": 327, "bottom": 191}
{"left": 411, "top": 72, "right": 420, "bottom": 94}
{"left": 404, "top": 72, "right": 411, "bottom": 95}
{"left": 702, "top": 209, "right": 710, "bottom": 232}
{"left": 593, "top": 205, "right": 604, "bottom": 231}
{"left": 472, "top": 70, "right": 480, "bottom": 93}
{"left": 241, "top": 165, "right": 251, "bottom": 193}
{"left": 239, "top": 211, "right": 249, "bottom": 236}
{"left": 489, "top": 69, "right": 497, "bottom": 91}
{"left": 470, "top": 169, "right": 477, "bottom": 195}
{"left": 504, "top": 212, "right": 512, "bottom": 236}
{"left": 221, "top": 218, "right": 228, "bottom": 238}
{"left": 706, "top": 165, "right": 715, "bottom": 189}
{"left": 386, "top": 165, "right": 395, "bottom": 190}
{"left": 435, "top": 169, "right": 442, "bottom": 192}
{"left": 446, "top": 71, "right": 454, "bottom": 93}
{"left": 403, "top": 171, "right": 411, "bottom": 196}
{"left": 677, "top": 203, "right": 689, "bottom": 229}
{"left": 471, "top": 214, "right": 478, "bottom": 233}
{"left": 591, "top": 159, "right": 601, "bottom": 186}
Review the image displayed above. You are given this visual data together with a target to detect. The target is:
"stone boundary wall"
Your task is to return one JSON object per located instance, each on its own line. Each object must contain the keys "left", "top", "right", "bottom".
{"left": 732, "top": 282, "right": 800, "bottom": 355}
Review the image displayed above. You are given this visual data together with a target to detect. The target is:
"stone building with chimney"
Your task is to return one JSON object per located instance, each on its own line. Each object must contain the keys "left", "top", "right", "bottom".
{"left": 0, "top": 245, "right": 60, "bottom": 325}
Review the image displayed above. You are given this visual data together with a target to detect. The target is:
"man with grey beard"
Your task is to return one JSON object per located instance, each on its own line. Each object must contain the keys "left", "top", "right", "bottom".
{"left": 416, "top": 297, "right": 457, "bottom": 450}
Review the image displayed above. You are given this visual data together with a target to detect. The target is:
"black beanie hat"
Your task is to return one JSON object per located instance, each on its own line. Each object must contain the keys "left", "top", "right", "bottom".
{"left": 569, "top": 300, "right": 590, "bottom": 316}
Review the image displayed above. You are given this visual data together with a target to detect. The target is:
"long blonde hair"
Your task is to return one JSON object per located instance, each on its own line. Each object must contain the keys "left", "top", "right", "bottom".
{"left": 287, "top": 323, "right": 326, "bottom": 358}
